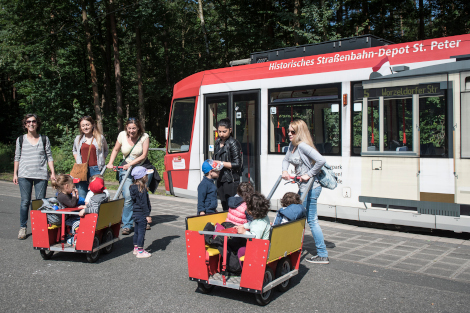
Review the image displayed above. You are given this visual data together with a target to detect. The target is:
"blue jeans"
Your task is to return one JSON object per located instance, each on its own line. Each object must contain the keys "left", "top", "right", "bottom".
{"left": 76, "top": 166, "right": 101, "bottom": 199}
{"left": 119, "top": 168, "right": 134, "bottom": 230}
{"left": 133, "top": 214, "right": 147, "bottom": 247}
{"left": 18, "top": 178, "right": 48, "bottom": 227}
{"left": 300, "top": 186, "right": 328, "bottom": 258}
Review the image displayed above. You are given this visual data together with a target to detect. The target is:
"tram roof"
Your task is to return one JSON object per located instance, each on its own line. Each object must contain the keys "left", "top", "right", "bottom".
{"left": 365, "top": 58, "right": 470, "bottom": 84}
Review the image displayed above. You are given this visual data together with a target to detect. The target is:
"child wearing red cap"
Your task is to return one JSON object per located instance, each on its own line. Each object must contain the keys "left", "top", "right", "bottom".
{"left": 78, "top": 177, "right": 108, "bottom": 217}
{"left": 84, "top": 174, "right": 110, "bottom": 205}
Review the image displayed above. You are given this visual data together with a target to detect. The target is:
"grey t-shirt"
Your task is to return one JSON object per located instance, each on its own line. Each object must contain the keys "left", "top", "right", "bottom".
{"left": 14, "top": 135, "right": 53, "bottom": 180}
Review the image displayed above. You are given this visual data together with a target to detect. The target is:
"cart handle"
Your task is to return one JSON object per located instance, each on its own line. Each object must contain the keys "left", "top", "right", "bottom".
{"left": 40, "top": 211, "right": 80, "bottom": 215}
{"left": 266, "top": 175, "right": 314, "bottom": 203}
{"left": 198, "top": 231, "right": 255, "bottom": 239}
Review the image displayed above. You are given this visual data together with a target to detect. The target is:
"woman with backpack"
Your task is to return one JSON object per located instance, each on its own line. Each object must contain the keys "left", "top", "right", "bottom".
{"left": 13, "top": 114, "right": 56, "bottom": 240}
{"left": 213, "top": 118, "right": 243, "bottom": 212}
{"left": 281, "top": 119, "right": 329, "bottom": 264}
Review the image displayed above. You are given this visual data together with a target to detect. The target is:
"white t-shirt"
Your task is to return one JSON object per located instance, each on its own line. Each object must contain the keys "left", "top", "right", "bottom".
{"left": 117, "top": 131, "right": 149, "bottom": 164}
{"left": 85, "top": 189, "right": 110, "bottom": 204}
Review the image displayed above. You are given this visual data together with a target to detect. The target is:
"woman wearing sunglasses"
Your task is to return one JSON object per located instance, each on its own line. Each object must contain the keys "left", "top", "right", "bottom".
{"left": 72, "top": 116, "right": 109, "bottom": 199}
{"left": 13, "top": 114, "right": 56, "bottom": 240}
{"left": 107, "top": 117, "right": 151, "bottom": 235}
{"left": 281, "top": 119, "right": 329, "bottom": 264}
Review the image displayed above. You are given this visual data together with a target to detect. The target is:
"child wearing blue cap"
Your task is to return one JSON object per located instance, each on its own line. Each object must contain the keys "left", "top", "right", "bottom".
{"left": 197, "top": 160, "right": 223, "bottom": 215}
{"left": 130, "top": 166, "right": 152, "bottom": 258}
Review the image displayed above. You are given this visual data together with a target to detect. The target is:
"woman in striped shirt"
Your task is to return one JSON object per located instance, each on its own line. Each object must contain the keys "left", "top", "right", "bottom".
{"left": 13, "top": 114, "right": 56, "bottom": 240}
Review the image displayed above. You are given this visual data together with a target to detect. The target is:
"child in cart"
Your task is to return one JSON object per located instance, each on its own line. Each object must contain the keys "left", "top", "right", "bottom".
{"left": 52, "top": 174, "right": 81, "bottom": 237}
{"left": 84, "top": 174, "right": 110, "bottom": 205}
{"left": 272, "top": 192, "right": 307, "bottom": 226}
{"left": 234, "top": 192, "right": 272, "bottom": 267}
{"left": 130, "top": 166, "right": 153, "bottom": 258}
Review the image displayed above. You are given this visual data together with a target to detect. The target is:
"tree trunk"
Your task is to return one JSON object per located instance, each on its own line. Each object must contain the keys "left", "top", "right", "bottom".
{"left": 293, "top": 0, "right": 300, "bottom": 45}
{"left": 109, "top": 0, "right": 123, "bottom": 131}
{"left": 82, "top": 1, "right": 103, "bottom": 133}
{"left": 90, "top": 1, "right": 112, "bottom": 115}
{"left": 136, "top": 25, "right": 145, "bottom": 129}
{"left": 197, "top": 0, "right": 210, "bottom": 56}
{"left": 418, "top": 0, "right": 425, "bottom": 40}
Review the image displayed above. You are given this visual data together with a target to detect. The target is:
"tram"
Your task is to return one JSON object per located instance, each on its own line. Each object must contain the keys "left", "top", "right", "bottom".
{"left": 163, "top": 34, "right": 470, "bottom": 233}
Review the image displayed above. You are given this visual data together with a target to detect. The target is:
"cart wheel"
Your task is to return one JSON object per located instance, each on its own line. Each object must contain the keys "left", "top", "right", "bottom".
{"left": 86, "top": 236, "right": 101, "bottom": 263}
{"left": 197, "top": 282, "right": 215, "bottom": 294}
{"left": 40, "top": 249, "right": 54, "bottom": 260}
{"left": 255, "top": 266, "right": 275, "bottom": 306}
{"left": 275, "top": 257, "right": 292, "bottom": 292}
{"left": 102, "top": 229, "right": 114, "bottom": 254}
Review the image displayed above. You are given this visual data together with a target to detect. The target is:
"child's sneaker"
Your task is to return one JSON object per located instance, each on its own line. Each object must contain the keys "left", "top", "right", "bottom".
{"left": 136, "top": 250, "right": 151, "bottom": 258}
{"left": 133, "top": 247, "right": 139, "bottom": 255}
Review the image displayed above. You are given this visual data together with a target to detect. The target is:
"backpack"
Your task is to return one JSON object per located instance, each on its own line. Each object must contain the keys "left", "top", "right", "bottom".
{"left": 316, "top": 162, "right": 338, "bottom": 190}
{"left": 38, "top": 198, "right": 64, "bottom": 225}
{"left": 18, "top": 135, "right": 49, "bottom": 161}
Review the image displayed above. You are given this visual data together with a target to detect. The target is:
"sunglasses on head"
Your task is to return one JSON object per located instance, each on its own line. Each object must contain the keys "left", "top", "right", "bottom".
{"left": 128, "top": 117, "right": 137, "bottom": 122}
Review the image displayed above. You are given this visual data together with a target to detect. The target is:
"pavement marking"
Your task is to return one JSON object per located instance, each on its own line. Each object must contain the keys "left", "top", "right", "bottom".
{"left": 415, "top": 247, "right": 457, "bottom": 273}
{"left": 358, "top": 240, "right": 408, "bottom": 263}
{"left": 386, "top": 244, "right": 431, "bottom": 268}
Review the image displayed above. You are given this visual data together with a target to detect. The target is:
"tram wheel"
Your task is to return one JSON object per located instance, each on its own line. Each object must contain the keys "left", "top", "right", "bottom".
{"left": 275, "top": 257, "right": 292, "bottom": 292}
{"left": 86, "top": 236, "right": 101, "bottom": 263}
{"left": 255, "top": 266, "right": 275, "bottom": 306}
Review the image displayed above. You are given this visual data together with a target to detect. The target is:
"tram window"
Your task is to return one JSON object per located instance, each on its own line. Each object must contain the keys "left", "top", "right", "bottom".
{"left": 268, "top": 103, "right": 340, "bottom": 155}
{"left": 367, "top": 100, "right": 379, "bottom": 151}
{"left": 205, "top": 95, "right": 228, "bottom": 159}
{"left": 384, "top": 98, "right": 413, "bottom": 152}
{"left": 419, "top": 95, "right": 447, "bottom": 157}
{"left": 351, "top": 102, "right": 362, "bottom": 155}
{"left": 167, "top": 98, "right": 195, "bottom": 154}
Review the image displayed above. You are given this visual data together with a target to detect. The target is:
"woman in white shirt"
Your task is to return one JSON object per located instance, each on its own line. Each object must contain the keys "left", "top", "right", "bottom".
{"left": 107, "top": 118, "right": 150, "bottom": 235}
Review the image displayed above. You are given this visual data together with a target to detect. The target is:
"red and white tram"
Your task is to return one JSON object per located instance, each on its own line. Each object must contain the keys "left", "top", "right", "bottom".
{"left": 163, "top": 34, "right": 470, "bottom": 233}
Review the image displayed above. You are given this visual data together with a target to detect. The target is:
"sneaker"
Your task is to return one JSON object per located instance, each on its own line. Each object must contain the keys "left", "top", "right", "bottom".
{"left": 133, "top": 247, "right": 139, "bottom": 255}
{"left": 18, "top": 227, "right": 27, "bottom": 240}
{"left": 146, "top": 224, "right": 151, "bottom": 230}
{"left": 136, "top": 250, "right": 151, "bottom": 258}
{"left": 121, "top": 228, "right": 130, "bottom": 235}
{"left": 306, "top": 256, "right": 329, "bottom": 264}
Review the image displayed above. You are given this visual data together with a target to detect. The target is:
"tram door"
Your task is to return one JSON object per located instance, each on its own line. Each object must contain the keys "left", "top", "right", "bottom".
{"left": 205, "top": 91, "right": 260, "bottom": 190}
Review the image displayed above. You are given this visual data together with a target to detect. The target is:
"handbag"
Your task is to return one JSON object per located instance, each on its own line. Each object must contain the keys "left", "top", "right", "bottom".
{"left": 115, "top": 135, "right": 142, "bottom": 180}
{"left": 70, "top": 137, "right": 93, "bottom": 182}
{"left": 316, "top": 162, "right": 338, "bottom": 190}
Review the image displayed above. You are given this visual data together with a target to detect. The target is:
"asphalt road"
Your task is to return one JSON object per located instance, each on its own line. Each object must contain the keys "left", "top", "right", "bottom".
{"left": 1, "top": 182, "right": 469, "bottom": 312}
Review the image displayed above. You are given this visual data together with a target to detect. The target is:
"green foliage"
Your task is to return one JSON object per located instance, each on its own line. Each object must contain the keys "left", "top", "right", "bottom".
{"left": 0, "top": 143, "right": 15, "bottom": 172}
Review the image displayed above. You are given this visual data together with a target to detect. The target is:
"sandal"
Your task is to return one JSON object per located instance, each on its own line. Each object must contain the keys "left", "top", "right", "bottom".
{"left": 121, "top": 228, "right": 130, "bottom": 235}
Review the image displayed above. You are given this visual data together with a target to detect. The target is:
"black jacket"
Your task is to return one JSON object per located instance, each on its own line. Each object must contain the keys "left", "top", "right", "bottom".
{"left": 130, "top": 185, "right": 152, "bottom": 217}
{"left": 213, "top": 136, "right": 243, "bottom": 183}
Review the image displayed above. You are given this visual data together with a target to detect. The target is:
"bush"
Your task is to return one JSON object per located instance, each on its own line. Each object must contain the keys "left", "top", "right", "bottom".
{"left": 0, "top": 142, "right": 15, "bottom": 172}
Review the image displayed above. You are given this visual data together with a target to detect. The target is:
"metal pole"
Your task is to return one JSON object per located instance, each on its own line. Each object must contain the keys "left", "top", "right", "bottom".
{"left": 113, "top": 166, "right": 134, "bottom": 200}
{"left": 266, "top": 175, "right": 283, "bottom": 201}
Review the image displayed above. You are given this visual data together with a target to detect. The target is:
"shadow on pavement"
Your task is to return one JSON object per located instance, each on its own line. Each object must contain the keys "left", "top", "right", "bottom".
{"left": 150, "top": 214, "right": 179, "bottom": 225}
{"left": 147, "top": 235, "right": 180, "bottom": 253}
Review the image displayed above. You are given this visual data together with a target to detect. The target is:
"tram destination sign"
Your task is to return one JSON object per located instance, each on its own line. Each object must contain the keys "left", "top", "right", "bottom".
{"left": 354, "top": 83, "right": 444, "bottom": 100}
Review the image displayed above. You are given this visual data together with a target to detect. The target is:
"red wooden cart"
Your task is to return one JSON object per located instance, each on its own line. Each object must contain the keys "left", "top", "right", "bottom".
{"left": 185, "top": 176, "right": 312, "bottom": 305}
{"left": 30, "top": 167, "right": 131, "bottom": 262}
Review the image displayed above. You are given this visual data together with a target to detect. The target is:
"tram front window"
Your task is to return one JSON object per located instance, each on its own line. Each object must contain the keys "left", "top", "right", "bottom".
{"left": 168, "top": 98, "right": 195, "bottom": 154}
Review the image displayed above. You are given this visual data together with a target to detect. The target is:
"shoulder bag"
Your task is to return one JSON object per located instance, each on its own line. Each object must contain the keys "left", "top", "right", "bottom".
{"left": 70, "top": 136, "right": 94, "bottom": 182}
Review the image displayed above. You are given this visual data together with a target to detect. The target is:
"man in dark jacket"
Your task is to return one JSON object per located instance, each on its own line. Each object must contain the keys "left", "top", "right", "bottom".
{"left": 197, "top": 159, "right": 222, "bottom": 215}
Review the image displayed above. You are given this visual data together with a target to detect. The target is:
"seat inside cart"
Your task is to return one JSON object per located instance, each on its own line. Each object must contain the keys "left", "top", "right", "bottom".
{"left": 186, "top": 212, "right": 228, "bottom": 256}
